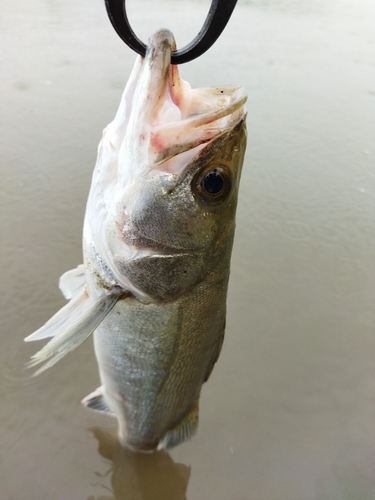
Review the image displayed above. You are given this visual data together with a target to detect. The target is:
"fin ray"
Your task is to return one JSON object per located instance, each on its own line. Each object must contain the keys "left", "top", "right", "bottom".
{"left": 59, "top": 264, "right": 86, "bottom": 299}
{"left": 81, "top": 387, "right": 114, "bottom": 415}
{"left": 158, "top": 402, "right": 199, "bottom": 450}
{"left": 24, "top": 291, "right": 89, "bottom": 342}
{"left": 26, "top": 289, "right": 123, "bottom": 376}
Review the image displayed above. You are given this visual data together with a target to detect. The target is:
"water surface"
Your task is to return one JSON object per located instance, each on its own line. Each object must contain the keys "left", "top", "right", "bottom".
{"left": 1, "top": 0, "right": 375, "bottom": 498}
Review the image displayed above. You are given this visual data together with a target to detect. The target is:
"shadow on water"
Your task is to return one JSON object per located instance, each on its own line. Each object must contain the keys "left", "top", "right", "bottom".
{"left": 87, "top": 426, "right": 191, "bottom": 500}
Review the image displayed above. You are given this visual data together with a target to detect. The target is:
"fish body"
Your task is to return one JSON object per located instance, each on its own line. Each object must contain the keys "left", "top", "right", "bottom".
{"left": 26, "top": 30, "right": 247, "bottom": 451}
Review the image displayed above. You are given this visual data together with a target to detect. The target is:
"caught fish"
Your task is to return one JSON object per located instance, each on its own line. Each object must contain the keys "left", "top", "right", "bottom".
{"left": 25, "top": 29, "right": 247, "bottom": 451}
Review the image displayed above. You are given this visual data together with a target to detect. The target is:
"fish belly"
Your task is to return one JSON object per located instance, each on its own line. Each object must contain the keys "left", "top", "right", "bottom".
{"left": 93, "top": 279, "right": 227, "bottom": 450}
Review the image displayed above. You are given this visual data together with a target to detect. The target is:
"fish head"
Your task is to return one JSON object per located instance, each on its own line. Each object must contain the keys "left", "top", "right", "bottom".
{"left": 85, "top": 29, "right": 247, "bottom": 301}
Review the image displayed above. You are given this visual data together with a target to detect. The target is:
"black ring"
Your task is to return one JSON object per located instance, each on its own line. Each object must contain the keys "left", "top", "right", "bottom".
{"left": 104, "top": 0, "right": 238, "bottom": 64}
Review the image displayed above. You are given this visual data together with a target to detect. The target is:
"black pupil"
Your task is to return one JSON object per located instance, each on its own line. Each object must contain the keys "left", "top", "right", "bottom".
{"left": 202, "top": 169, "right": 224, "bottom": 195}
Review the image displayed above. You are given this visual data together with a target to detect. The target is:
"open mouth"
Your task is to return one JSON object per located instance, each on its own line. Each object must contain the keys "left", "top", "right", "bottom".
{"left": 150, "top": 85, "right": 247, "bottom": 166}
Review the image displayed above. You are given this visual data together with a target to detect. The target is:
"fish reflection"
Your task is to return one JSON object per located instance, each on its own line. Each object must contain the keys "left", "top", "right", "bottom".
{"left": 88, "top": 426, "right": 190, "bottom": 500}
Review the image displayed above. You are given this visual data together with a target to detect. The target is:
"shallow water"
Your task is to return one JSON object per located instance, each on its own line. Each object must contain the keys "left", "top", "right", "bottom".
{"left": 1, "top": 0, "right": 375, "bottom": 498}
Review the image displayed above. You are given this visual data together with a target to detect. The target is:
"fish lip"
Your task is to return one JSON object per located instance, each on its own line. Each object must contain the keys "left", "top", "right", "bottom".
{"left": 191, "top": 86, "right": 247, "bottom": 124}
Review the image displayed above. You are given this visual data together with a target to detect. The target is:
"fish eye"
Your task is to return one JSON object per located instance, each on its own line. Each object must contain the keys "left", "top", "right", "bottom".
{"left": 193, "top": 166, "right": 231, "bottom": 204}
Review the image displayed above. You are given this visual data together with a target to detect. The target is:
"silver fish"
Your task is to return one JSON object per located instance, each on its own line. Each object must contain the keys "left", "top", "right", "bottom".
{"left": 25, "top": 29, "right": 247, "bottom": 451}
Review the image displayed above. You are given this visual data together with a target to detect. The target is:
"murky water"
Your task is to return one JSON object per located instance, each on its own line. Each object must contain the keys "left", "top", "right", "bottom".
{"left": 1, "top": 0, "right": 375, "bottom": 498}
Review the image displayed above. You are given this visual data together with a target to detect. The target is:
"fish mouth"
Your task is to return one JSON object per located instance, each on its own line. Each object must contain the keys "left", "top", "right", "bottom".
{"left": 149, "top": 85, "right": 247, "bottom": 167}
{"left": 117, "top": 29, "right": 247, "bottom": 178}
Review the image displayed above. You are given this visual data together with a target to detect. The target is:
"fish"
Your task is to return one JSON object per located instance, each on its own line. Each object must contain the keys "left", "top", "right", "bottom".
{"left": 25, "top": 29, "right": 247, "bottom": 451}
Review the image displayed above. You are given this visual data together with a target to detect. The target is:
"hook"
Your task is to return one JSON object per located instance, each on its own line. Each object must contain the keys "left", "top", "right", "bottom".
{"left": 104, "top": 0, "right": 238, "bottom": 64}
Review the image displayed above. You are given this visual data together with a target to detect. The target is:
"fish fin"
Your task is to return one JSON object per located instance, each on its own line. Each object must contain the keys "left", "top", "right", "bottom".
{"left": 59, "top": 264, "right": 86, "bottom": 299}
{"left": 158, "top": 402, "right": 199, "bottom": 450}
{"left": 25, "top": 289, "right": 123, "bottom": 376}
{"left": 24, "top": 290, "right": 90, "bottom": 342}
{"left": 81, "top": 387, "right": 114, "bottom": 415}
{"left": 204, "top": 323, "right": 225, "bottom": 383}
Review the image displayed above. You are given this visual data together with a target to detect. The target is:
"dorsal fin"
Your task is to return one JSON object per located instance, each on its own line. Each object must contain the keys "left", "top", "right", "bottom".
{"left": 59, "top": 264, "right": 86, "bottom": 299}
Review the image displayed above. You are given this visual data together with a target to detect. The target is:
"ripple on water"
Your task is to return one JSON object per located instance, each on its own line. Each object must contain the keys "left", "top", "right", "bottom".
{"left": 0, "top": 343, "right": 40, "bottom": 393}
{"left": 0, "top": 337, "right": 85, "bottom": 450}
{"left": 0, "top": 342, "right": 42, "bottom": 447}
{"left": 280, "top": 219, "right": 312, "bottom": 241}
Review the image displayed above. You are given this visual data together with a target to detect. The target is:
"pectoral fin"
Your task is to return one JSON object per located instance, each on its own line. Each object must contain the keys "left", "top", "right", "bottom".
{"left": 25, "top": 288, "right": 124, "bottom": 376}
{"left": 25, "top": 289, "right": 91, "bottom": 342}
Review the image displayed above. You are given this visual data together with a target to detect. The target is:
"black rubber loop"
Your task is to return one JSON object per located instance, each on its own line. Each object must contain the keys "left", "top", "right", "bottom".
{"left": 104, "top": 0, "right": 238, "bottom": 64}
